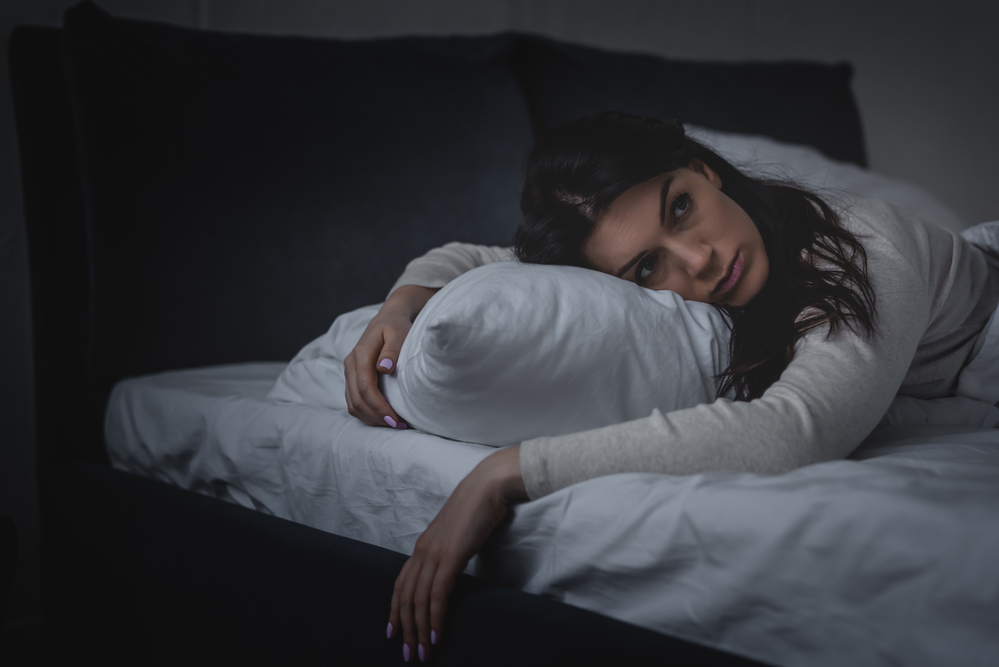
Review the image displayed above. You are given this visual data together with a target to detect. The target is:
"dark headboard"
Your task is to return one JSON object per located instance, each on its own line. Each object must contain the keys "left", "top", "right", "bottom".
{"left": 10, "top": 26, "right": 93, "bottom": 466}
{"left": 12, "top": 1, "right": 867, "bottom": 466}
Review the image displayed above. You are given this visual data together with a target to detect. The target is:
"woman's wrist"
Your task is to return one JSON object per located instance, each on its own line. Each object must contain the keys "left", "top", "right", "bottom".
{"left": 482, "top": 445, "right": 528, "bottom": 503}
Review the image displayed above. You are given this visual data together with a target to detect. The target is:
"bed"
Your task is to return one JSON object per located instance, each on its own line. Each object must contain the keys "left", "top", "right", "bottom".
{"left": 14, "top": 1, "right": 998, "bottom": 665}
{"left": 105, "top": 301, "right": 999, "bottom": 667}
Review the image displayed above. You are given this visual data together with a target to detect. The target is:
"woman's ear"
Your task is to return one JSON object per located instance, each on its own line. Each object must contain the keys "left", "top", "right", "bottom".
{"left": 689, "top": 158, "right": 723, "bottom": 189}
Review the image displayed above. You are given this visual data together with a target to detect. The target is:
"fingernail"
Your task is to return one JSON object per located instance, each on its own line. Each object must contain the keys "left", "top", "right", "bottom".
{"left": 396, "top": 421, "right": 408, "bottom": 430}
{"left": 403, "top": 644, "right": 410, "bottom": 662}
{"left": 379, "top": 358, "right": 393, "bottom": 371}
{"left": 386, "top": 621, "right": 393, "bottom": 639}
{"left": 418, "top": 644, "right": 426, "bottom": 662}
{"left": 431, "top": 630, "right": 437, "bottom": 645}
{"left": 384, "top": 415, "right": 397, "bottom": 428}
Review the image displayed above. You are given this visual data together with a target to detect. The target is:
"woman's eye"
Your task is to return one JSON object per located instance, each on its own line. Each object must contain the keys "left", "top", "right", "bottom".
{"left": 636, "top": 255, "right": 657, "bottom": 285}
{"left": 670, "top": 193, "right": 690, "bottom": 221}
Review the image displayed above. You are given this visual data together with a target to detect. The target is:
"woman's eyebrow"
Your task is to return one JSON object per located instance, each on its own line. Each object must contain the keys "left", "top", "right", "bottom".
{"left": 615, "top": 175, "right": 675, "bottom": 278}
{"left": 658, "top": 175, "right": 675, "bottom": 225}
{"left": 616, "top": 250, "right": 649, "bottom": 278}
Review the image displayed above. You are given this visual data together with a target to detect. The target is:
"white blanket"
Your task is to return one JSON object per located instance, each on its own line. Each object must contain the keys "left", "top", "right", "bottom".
{"left": 106, "top": 316, "right": 999, "bottom": 667}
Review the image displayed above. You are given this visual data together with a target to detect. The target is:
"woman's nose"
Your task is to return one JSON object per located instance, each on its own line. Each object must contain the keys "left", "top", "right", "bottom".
{"left": 672, "top": 239, "right": 713, "bottom": 278}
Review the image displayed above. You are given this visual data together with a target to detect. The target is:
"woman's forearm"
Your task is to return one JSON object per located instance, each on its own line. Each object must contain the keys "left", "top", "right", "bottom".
{"left": 384, "top": 284, "right": 439, "bottom": 322}
{"left": 388, "top": 242, "right": 516, "bottom": 297}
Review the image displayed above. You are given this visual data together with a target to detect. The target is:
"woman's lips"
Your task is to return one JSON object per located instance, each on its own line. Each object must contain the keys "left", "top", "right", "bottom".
{"left": 715, "top": 253, "right": 743, "bottom": 296}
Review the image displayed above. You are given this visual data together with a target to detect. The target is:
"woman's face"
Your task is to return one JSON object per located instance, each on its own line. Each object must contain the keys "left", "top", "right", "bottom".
{"left": 582, "top": 159, "right": 769, "bottom": 307}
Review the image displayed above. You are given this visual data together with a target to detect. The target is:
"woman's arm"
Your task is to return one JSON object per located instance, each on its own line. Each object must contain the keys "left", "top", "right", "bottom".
{"left": 387, "top": 241, "right": 517, "bottom": 296}
{"left": 520, "top": 319, "right": 918, "bottom": 496}
{"left": 345, "top": 242, "right": 515, "bottom": 428}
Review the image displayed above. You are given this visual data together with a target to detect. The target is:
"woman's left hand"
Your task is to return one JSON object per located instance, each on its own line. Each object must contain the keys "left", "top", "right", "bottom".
{"left": 387, "top": 445, "right": 527, "bottom": 662}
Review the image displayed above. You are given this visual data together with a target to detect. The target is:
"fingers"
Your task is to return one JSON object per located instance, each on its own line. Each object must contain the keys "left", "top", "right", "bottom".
{"left": 344, "top": 348, "right": 406, "bottom": 429}
{"left": 344, "top": 353, "right": 382, "bottom": 426}
{"left": 391, "top": 555, "right": 447, "bottom": 662}
{"left": 356, "top": 360, "right": 405, "bottom": 428}
{"left": 375, "top": 327, "right": 407, "bottom": 376}
{"left": 429, "top": 566, "right": 456, "bottom": 650}
{"left": 398, "top": 560, "right": 419, "bottom": 661}
{"left": 388, "top": 558, "right": 408, "bottom": 642}
{"left": 413, "top": 558, "right": 437, "bottom": 660}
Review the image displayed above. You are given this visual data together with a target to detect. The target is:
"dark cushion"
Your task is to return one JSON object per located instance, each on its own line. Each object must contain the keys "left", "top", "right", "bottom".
{"left": 513, "top": 35, "right": 867, "bottom": 167}
{"left": 62, "top": 1, "right": 533, "bottom": 393}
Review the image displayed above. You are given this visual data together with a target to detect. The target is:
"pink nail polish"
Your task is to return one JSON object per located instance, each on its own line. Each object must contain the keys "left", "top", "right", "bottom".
{"left": 384, "top": 415, "right": 397, "bottom": 428}
{"left": 418, "top": 644, "right": 426, "bottom": 662}
{"left": 396, "top": 421, "right": 408, "bottom": 430}
{"left": 379, "top": 358, "right": 393, "bottom": 371}
{"left": 403, "top": 644, "right": 410, "bottom": 662}
{"left": 431, "top": 630, "right": 437, "bottom": 645}
{"left": 386, "top": 622, "right": 393, "bottom": 639}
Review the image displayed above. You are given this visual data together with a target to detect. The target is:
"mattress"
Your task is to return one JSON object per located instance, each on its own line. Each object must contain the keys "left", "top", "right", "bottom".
{"left": 106, "top": 350, "right": 999, "bottom": 667}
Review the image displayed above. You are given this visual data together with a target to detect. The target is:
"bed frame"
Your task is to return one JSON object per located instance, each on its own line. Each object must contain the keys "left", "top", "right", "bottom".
{"left": 12, "top": 4, "right": 867, "bottom": 663}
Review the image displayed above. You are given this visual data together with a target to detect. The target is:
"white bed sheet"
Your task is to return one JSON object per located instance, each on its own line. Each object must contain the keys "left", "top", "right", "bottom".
{"left": 106, "top": 360, "right": 999, "bottom": 667}
{"left": 105, "top": 361, "right": 494, "bottom": 553}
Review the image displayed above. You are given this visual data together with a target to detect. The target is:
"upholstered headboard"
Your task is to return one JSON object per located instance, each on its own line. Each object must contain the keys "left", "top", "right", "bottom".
{"left": 12, "top": 0, "right": 866, "bottom": 463}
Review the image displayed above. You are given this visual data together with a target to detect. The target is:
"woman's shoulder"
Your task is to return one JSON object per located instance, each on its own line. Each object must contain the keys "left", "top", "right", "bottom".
{"left": 828, "top": 194, "right": 962, "bottom": 266}
{"left": 817, "top": 195, "right": 945, "bottom": 311}
{"left": 830, "top": 194, "right": 915, "bottom": 235}
{"left": 829, "top": 193, "right": 963, "bottom": 241}
{"left": 829, "top": 194, "right": 989, "bottom": 322}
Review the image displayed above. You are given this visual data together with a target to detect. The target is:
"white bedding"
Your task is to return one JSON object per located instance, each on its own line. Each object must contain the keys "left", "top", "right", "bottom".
{"left": 105, "top": 145, "right": 999, "bottom": 664}
{"left": 105, "top": 360, "right": 494, "bottom": 552}
{"left": 106, "top": 329, "right": 999, "bottom": 667}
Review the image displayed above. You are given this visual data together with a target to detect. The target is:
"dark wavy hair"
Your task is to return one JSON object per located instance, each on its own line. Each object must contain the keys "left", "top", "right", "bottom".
{"left": 515, "top": 112, "right": 877, "bottom": 401}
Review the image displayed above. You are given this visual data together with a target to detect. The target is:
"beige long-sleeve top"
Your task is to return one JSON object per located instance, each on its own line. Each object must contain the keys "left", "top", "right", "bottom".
{"left": 389, "top": 199, "right": 997, "bottom": 500}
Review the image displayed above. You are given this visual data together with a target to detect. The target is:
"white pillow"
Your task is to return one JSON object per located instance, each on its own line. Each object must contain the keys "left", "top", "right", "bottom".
{"left": 685, "top": 124, "right": 970, "bottom": 234}
{"left": 381, "top": 262, "right": 731, "bottom": 447}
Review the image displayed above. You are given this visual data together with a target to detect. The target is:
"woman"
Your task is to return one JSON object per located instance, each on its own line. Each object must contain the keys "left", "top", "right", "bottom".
{"left": 344, "top": 112, "right": 998, "bottom": 662}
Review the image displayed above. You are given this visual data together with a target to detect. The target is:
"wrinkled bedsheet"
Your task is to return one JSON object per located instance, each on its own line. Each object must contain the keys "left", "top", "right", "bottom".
{"left": 107, "top": 358, "right": 999, "bottom": 667}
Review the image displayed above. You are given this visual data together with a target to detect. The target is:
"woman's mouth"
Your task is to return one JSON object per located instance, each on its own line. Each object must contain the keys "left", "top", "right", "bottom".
{"left": 715, "top": 253, "right": 743, "bottom": 296}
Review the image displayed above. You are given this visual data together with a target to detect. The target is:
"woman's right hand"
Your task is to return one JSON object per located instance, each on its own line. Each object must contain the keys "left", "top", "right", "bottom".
{"left": 344, "top": 285, "right": 439, "bottom": 428}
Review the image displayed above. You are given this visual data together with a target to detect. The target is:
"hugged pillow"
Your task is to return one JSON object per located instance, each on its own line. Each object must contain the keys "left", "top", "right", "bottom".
{"left": 380, "top": 262, "right": 731, "bottom": 447}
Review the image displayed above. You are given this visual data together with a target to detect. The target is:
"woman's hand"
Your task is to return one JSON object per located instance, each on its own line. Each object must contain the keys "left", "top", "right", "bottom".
{"left": 344, "top": 285, "right": 438, "bottom": 428}
{"left": 387, "top": 445, "right": 527, "bottom": 662}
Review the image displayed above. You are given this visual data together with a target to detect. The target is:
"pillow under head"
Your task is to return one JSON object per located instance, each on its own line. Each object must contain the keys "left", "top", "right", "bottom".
{"left": 381, "top": 261, "right": 731, "bottom": 447}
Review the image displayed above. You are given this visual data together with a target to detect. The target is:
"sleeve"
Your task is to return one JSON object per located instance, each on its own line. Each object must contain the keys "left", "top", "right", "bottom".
{"left": 388, "top": 242, "right": 516, "bottom": 297}
{"left": 518, "top": 206, "right": 933, "bottom": 500}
